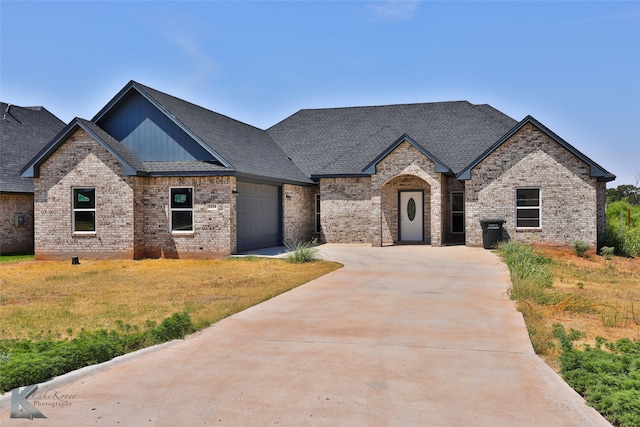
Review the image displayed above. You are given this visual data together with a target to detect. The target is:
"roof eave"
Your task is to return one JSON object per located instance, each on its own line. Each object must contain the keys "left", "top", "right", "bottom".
{"left": 311, "top": 173, "right": 371, "bottom": 180}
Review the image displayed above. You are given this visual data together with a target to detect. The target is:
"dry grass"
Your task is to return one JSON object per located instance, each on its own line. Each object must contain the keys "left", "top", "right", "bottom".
{"left": 525, "top": 244, "right": 640, "bottom": 370}
{"left": 0, "top": 257, "right": 341, "bottom": 340}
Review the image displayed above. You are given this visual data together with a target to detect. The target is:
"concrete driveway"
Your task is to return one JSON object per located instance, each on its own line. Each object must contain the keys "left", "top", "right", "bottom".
{"left": 1, "top": 245, "right": 609, "bottom": 426}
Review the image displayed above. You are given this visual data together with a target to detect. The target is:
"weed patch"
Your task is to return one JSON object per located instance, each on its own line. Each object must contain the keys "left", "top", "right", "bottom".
{"left": 0, "top": 312, "right": 194, "bottom": 392}
{"left": 285, "top": 239, "right": 320, "bottom": 263}
{"left": 498, "top": 242, "right": 640, "bottom": 425}
{"left": 553, "top": 325, "right": 640, "bottom": 427}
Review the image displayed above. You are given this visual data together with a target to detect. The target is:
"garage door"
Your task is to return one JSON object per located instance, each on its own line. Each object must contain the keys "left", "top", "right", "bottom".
{"left": 236, "top": 181, "right": 282, "bottom": 252}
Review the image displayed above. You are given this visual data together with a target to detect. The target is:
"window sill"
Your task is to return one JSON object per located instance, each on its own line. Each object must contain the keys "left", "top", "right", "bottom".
{"left": 171, "top": 231, "right": 195, "bottom": 236}
{"left": 72, "top": 232, "right": 97, "bottom": 237}
{"left": 515, "top": 228, "right": 542, "bottom": 232}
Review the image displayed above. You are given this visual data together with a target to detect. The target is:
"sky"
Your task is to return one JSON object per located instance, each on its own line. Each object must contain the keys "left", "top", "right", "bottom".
{"left": 1, "top": 0, "right": 639, "bottom": 186}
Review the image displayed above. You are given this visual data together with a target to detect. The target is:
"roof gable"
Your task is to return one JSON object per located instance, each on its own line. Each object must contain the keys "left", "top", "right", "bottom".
{"left": 456, "top": 115, "right": 616, "bottom": 182}
{"left": 362, "top": 134, "right": 452, "bottom": 175}
{"left": 1, "top": 103, "right": 64, "bottom": 193}
{"left": 93, "top": 81, "right": 230, "bottom": 167}
{"left": 21, "top": 118, "right": 144, "bottom": 178}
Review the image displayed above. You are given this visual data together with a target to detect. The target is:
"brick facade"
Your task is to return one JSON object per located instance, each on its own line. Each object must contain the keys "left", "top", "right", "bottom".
{"left": 465, "top": 123, "right": 601, "bottom": 247}
{"left": 371, "top": 141, "right": 442, "bottom": 246}
{"left": 33, "top": 129, "right": 237, "bottom": 259}
{"left": 319, "top": 177, "right": 371, "bottom": 243}
{"left": 34, "top": 130, "right": 136, "bottom": 259}
{"left": 137, "top": 176, "right": 236, "bottom": 258}
{"left": 32, "top": 128, "right": 321, "bottom": 259}
{"left": 29, "top": 121, "right": 610, "bottom": 257}
{"left": 318, "top": 141, "right": 444, "bottom": 247}
{"left": 0, "top": 193, "right": 34, "bottom": 254}
{"left": 282, "top": 184, "right": 317, "bottom": 246}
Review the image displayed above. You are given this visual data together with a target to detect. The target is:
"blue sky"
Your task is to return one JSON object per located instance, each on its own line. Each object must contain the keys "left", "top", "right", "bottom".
{"left": 2, "top": 0, "right": 639, "bottom": 186}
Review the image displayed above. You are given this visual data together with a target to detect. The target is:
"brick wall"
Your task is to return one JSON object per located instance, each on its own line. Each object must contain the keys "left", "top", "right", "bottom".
{"left": 319, "top": 177, "right": 371, "bottom": 243}
{"left": 465, "top": 123, "right": 601, "bottom": 247}
{"left": 318, "top": 141, "right": 444, "bottom": 246}
{"left": 34, "top": 130, "right": 136, "bottom": 259}
{"left": 139, "top": 176, "right": 235, "bottom": 258}
{"left": 33, "top": 129, "right": 236, "bottom": 259}
{"left": 371, "top": 141, "right": 442, "bottom": 246}
{"left": 0, "top": 193, "right": 34, "bottom": 254}
{"left": 283, "top": 184, "right": 317, "bottom": 246}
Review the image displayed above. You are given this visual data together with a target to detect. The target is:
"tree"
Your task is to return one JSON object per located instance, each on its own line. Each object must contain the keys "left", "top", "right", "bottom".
{"left": 607, "top": 171, "right": 640, "bottom": 205}
{"left": 607, "top": 185, "right": 640, "bottom": 205}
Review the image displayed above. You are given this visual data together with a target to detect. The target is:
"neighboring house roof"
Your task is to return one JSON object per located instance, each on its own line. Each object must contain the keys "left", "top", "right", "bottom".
{"left": 92, "top": 81, "right": 313, "bottom": 184}
{"left": 457, "top": 116, "right": 616, "bottom": 182}
{"left": 267, "top": 101, "right": 519, "bottom": 177}
{"left": 0, "top": 103, "right": 65, "bottom": 193}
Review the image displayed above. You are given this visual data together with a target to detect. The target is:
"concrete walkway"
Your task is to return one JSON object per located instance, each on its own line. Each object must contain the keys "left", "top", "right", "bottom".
{"left": 1, "top": 245, "right": 610, "bottom": 426}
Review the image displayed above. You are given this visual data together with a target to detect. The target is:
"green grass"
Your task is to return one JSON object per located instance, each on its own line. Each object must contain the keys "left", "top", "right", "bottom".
{"left": 0, "top": 254, "right": 34, "bottom": 264}
{"left": 0, "top": 312, "right": 194, "bottom": 392}
{"left": 497, "top": 241, "right": 557, "bottom": 304}
{"left": 497, "top": 242, "right": 640, "bottom": 426}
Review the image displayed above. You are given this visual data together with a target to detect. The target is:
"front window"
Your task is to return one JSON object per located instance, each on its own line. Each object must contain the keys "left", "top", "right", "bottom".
{"left": 516, "top": 188, "right": 541, "bottom": 228}
{"left": 73, "top": 188, "right": 96, "bottom": 232}
{"left": 171, "top": 187, "right": 194, "bottom": 232}
{"left": 451, "top": 192, "right": 464, "bottom": 233}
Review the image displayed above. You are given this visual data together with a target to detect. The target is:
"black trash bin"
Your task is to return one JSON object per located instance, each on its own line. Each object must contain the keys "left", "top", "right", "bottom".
{"left": 479, "top": 219, "right": 505, "bottom": 249}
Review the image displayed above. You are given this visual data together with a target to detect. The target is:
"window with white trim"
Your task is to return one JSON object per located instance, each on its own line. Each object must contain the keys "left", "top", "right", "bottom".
{"left": 73, "top": 188, "right": 96, "bottom": 232}
{"left": 451, "top": 191, "right": 464, "bottom": 233}
{"left": 170, "top": 187, "right": 194, "bottom": 232}
{"left": 315, "top": 194, "right": 321, "bottom": 233}
{"left": 516, "top": 188, "right": 541, "bottom": 228}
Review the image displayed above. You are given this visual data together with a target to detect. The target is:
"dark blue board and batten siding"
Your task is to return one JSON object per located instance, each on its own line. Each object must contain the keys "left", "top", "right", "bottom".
{"left": 96, "top": 90, "right": 215, "bottom": 162}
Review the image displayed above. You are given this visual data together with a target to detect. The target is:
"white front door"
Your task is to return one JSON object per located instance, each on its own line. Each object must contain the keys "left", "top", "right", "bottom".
{"left": 399, "top": 191, "right": 423, "bottom": 241}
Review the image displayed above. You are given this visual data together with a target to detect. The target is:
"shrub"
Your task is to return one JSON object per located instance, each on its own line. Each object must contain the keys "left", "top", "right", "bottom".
{"left": 497, "top": 242, "right": 556, "bottom": 304}
{"left": 603, "top": 226, "right": 640, "bottom": 257}
{"left": 0, "top": 312, "right": 194, "bottom": 392}
{"left": 554, "top": 326, "right": 640, "bottom": 427}
{"left": 600, "top": 246, "right": 615, "bottom": 260}
{"left": 285, "top": 239, "right": 320, "bottom": 263}
{"left": 573, "top": 240, "right": 589, "bottom": 257}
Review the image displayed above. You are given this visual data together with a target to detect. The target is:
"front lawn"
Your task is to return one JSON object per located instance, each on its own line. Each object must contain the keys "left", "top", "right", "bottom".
{"left": 0, "top": 256, "right": 341, "bottom": 392}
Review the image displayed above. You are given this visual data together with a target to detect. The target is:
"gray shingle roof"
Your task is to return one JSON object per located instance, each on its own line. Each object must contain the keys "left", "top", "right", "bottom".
{"left": 267, "top": 101, "right": 519, "bottom": 176}
{"left": 130, "top": 82, "right": 313, "bottom": 184}
{"left": 1, "top": 103, "right": 64, "bottom": 193}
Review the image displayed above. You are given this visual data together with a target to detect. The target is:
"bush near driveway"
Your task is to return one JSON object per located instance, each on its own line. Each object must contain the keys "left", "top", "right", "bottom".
{"left": 0, "top": 312, "right": 194, "bottom": 392}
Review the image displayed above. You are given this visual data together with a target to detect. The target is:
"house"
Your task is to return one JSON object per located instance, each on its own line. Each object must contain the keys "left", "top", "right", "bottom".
{"left": 20, "top": 81, "right": 615, "bottom": 260}
{"left": 0, "top": 103, "right": 65, "bottom": 254}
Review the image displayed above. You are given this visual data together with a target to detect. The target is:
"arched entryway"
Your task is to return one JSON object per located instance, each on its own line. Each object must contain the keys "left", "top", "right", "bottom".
{"left": 380, "top": 175, "right": 431, "bottom": 245}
